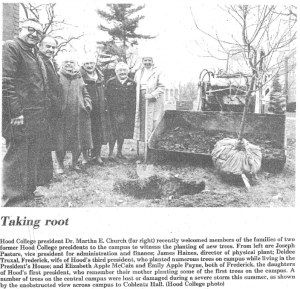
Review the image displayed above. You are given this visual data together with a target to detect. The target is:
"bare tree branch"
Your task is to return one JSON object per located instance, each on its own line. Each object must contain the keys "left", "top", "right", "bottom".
{"left": 191, "top": 4, "right": 296, "bottom": 113}
{"left": 20, "top": 3, "right": 29, "bottom": 19}
{"left": 21, "top": 3, "right": 85, "bottom": 57}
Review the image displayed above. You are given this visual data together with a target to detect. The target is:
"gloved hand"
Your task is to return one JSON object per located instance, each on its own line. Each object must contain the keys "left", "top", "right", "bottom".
{"left": 145, "top": 93, "right": 156, "bottom": 101}
{"left": 84, "top": 99, "right": 92, "bottom": 113}
{"left": 11, "top": 115, "right": 24, "bottom": 126}
{"left": 85, "top": 105, "right": 92, "bottom": 113}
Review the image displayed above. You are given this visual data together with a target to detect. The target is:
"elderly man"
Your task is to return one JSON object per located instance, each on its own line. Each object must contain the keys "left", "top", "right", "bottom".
{"left": 2, "top": 18, "right": 50, "bottom": 206}
{"left": 39, "top": 35, "right": 62, "bottom": 119}
{"left": 106, "top": 62, "right": 136, "bottom": 160}
{"left": 80, "top": 56, "right": 112, "bottom": 165}
{"left": 38, "top": 35, "right": 63, "bottom": 184}
{"left": 53, "top": 55, "right": 93, "bottom": 173}
{"left": 133, "top": 56, "right": 165, "bottom": 146}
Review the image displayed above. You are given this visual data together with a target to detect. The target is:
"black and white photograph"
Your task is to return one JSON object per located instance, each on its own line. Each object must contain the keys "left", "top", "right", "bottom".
{"left": 0, "top": 2, "right": 299, "bottom": 289}
{"left": 1, "top": 2, "right": 296, "bottom": 208}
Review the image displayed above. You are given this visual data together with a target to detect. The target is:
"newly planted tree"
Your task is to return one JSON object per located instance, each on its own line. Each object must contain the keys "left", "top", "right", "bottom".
{"left": 192, "top": 5, "right": 296, "bottom": 186}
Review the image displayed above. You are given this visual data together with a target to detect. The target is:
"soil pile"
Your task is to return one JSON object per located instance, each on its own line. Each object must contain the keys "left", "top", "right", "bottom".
{"left": 155, "top": 127, "right": 285, "bottom": 161}
{"left": 113, "top": 175, "right": 164, "bottom": 199}
{"left": 113, "top": 172, "right": 205, "bottom": 200}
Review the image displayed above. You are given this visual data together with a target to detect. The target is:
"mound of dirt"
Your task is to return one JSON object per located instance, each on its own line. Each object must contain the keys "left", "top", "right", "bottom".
{"left": 113, "top": 175, "right": 164, "bottom": 199}
{"left": 155, "top": 127, "right": 285, "bottom": 161}
{"left": 113, "top": 173, "right": 206, "bottom": 200}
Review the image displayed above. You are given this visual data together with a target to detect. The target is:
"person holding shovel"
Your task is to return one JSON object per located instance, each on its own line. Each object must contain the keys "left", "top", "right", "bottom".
{"left": 106, "top": 62, "right": 136, "bottom": 160}
{"left": 133, "top": 56, "right": 165, "bottom": 158}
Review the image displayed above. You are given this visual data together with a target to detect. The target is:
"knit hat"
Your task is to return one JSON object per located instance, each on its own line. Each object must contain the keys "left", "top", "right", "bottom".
{"left": 115, "top": 62, "right": 129, "bottom": 72}
{"left": 82, "top": 54, "right": 97, "bottom": 65}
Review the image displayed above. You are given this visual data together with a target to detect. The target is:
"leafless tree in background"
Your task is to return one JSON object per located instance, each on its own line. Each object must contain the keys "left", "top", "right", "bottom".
{"left": 178, "top": 81, "right": 198, "bottom": 101}
{"left": 191, "top": 5, "right": 297, "bottom": 96}
{"left": 20, "top": 3, "right": 84, "bottom": 57}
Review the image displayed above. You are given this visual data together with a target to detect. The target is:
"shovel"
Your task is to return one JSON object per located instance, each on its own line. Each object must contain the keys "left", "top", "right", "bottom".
{"left": 136, "top": 163, "right": 155, "bottom": 179}
{"left": 135, "top": 88, "right": 155, "bottom": 178}
{"left": 144, "top": 86, "right": 149, "bottom": 162}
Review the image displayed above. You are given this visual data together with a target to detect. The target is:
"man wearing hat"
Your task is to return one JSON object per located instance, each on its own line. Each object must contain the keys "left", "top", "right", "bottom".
{"left": 133, "top": 56, "right": 165, "bottom": 146}
{"left": 2, "top": 18, "right": 50, "bottom": 206}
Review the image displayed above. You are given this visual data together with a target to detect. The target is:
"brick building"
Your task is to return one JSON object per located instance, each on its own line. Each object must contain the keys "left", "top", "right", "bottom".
{"left": 2, "top": 3, "right": 19, "bottom": 41}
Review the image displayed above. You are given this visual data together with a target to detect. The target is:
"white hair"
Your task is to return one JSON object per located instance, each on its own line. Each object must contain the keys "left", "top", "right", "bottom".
{"left": 82, "top": 55, "right": 96, "bottom": 65}
{"left": 142, "top": 56, "right": 153, "bottom": 60}
{"left": 115, "top": 62, "right": 129, "bottom": 72}
{"left": 61, "top": 53, "right": 76, "bottom": 64}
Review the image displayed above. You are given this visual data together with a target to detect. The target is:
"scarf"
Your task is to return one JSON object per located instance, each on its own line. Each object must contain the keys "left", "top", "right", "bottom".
{"left": 80, "top": 67, "right": 103, "bottom": 82}
{"left": 60, "top": 67, "right": 81, "bottom": 80}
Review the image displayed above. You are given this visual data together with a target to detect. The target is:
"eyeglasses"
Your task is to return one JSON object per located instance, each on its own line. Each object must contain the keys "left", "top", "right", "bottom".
{"left": 23, "top": 26, "right": 43, "bottom": 37}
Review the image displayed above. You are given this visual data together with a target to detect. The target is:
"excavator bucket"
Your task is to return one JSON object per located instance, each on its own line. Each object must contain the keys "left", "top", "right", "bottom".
{"left": 148, "top": 110, "right": 286, "bottom": 172}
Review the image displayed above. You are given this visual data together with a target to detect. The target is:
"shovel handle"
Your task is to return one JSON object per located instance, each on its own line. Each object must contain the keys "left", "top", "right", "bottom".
{"left": 144, "top": 88, "right": 148, "bottom": 163}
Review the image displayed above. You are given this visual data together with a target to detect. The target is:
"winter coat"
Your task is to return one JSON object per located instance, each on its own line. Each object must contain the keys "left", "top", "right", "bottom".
{"left": 80, "top": 67, "right": 113, "bottom": 146}
{"left": 53, "top": 68, "right": 93, "bottom": 151}
{"left": 2, "top": 37, "right": 51, "bottom": 206}
{"left": 2, "top": 37, "right": 50, "bottom": 140}
{"left": 133, "top": 66, "right": 165, "bottom": 141}
{"left": 39, "top": 52, "right": 63, "bottom": 119}
{"left": 106, "top": 77, "right": 136, "bottom": 139}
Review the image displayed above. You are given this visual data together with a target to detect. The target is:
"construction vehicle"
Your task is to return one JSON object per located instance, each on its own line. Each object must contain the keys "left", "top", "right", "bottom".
{"left": 196, "top": 49, "right": 270, "bottom": 113}
{"left": 147, "top": 49, "right": 287, "bottom": 172}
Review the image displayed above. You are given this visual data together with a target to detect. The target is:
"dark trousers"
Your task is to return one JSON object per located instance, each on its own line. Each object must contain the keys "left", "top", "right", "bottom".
{"left": 37, "top": 147, "right": 53, "bottom": 187}
{"left": 2, "top": 134, "right": 47, "bottom": 207}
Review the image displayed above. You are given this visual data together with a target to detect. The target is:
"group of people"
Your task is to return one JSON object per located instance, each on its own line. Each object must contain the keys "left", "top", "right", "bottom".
{"left": 2, "top": 18, "right": 165, "bottom": 207}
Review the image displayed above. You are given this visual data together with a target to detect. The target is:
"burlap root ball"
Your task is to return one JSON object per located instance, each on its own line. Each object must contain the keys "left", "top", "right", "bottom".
{"left": 212, "top": 138, "right": 262, "bottom": 176}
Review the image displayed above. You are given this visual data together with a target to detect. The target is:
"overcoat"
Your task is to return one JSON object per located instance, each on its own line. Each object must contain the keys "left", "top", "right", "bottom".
{"left": 2, "top": 37, "right": 50, "bottom": 140}
{"left": 2, "top": 37, "right": 50, "bottom": 206}
{"left": 133, "top": 66, "right": 165, "bottom": 141}
{"left": 106, "top": 77, "right": 136, "bottom": 140}
{"left": 38, "top": 52, "right": 64, "bottom": 186}
{"left": 39, "top": 52, "right": 63, "bottom": 120}
{"left": 53, "top": 69, "right": 93, "bottom": 152}
{"left": 80, "top": 67, "right": 113, "bottom": 146}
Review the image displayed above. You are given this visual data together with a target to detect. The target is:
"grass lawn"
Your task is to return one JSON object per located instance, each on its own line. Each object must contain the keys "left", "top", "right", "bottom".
{"left": 3, "top": 114, "right": 295, "bottom": 208}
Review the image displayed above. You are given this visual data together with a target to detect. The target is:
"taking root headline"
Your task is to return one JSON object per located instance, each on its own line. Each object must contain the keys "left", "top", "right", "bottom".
{"left": 1, "top": 216, "right": 69, "bottom": 229}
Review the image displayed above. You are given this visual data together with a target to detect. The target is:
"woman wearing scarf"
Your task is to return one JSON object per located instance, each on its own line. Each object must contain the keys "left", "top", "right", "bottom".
{"left": 53, "top": 55, "right": 93, "bottom": 173}
{"left": 106, "top": 62, "right": 136, "bottom": 160}
{"left": 80, "top": 56, "right": 112, "bottom": 165}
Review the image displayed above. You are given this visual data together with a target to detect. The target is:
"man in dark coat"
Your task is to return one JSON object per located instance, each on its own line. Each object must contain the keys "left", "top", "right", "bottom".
{"left": 38, "top": 35, "right": 63, "bottom": 184}
{"left": 80, "top": 56, "right": 112, "bottom": 165}
{"left": 2, "top": 18, "right": 51, "bottom": 206}
{"left": 106, "top": 62, "right": 136, "bottom": 159}
{"left": 39, "top": 35, "right": 62, "bottom": 121}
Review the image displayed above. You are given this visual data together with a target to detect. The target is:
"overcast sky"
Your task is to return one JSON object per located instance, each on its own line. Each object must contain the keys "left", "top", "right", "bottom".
{"left": 19, "top": 1, "right": 296, "bottom": 85}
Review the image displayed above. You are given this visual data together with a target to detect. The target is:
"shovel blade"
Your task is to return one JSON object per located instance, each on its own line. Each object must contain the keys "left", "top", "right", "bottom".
{"left": 136, "top": 164, "right": 155, "bottom": 179}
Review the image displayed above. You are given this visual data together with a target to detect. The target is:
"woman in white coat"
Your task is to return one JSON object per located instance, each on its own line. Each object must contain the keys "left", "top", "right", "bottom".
{"left": 133, "top": 57, "right": 165, "bottom": 143}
